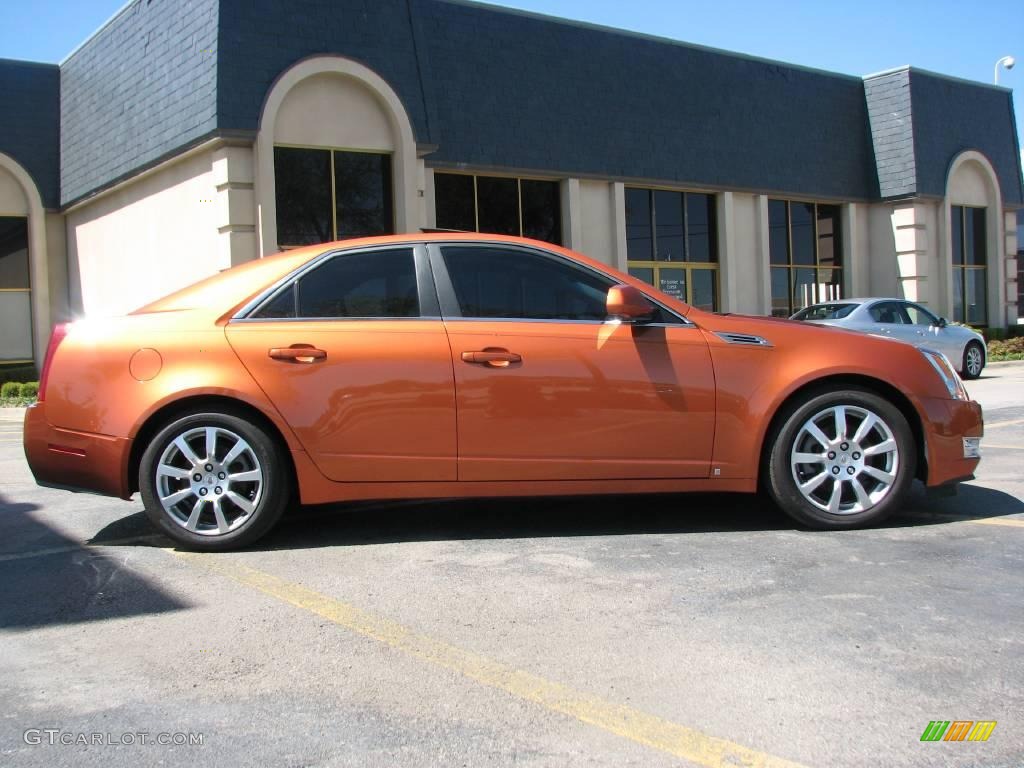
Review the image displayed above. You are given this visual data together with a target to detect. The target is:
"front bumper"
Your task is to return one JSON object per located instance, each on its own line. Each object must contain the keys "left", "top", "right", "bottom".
{"left": 919, "top": 397, "right": 983, "bottom": 487}
{"left": 23, "top": 403, "right": 132, "bottom": 499}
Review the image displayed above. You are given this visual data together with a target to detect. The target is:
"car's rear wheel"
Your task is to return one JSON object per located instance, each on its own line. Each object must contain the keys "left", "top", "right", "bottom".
{"left": 961, "top": 341, "right": 984, "bottom": 380}
{"left": 766, "top": 389, "right": 915, "bottom": 529}
{"left": 139, "top": 410, "right": 290, "bottom": 550}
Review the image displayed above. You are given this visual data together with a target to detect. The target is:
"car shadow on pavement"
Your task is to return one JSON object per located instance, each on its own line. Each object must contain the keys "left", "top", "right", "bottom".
{"left": 886, "top": 482, "right": 1024, "bottom": 528}
{"left": 92, "top": 481, "right": 1023, "bottom": 553}
{"left": 0, "top": 493, "right": 189, "bottom": 630}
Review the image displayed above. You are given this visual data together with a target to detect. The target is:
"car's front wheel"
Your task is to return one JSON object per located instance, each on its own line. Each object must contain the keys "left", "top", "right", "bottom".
{"left": 961, "top": 341, "right": 984, "bottom": 380}
{"left": 766, "top": 389, "right": 916, "bottom": 529}
{"left": 139, "top": 410, "right": 290, "bottom": 550}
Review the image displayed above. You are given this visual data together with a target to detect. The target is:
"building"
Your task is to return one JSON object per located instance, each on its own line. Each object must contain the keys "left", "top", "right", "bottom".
{"left": 1, "top": 0, "right": 1022, "bottom": 371}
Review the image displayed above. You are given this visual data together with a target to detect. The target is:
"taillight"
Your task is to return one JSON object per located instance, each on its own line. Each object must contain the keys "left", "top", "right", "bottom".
{"left": 38, "top": 323, "right": 69, "bottom": 403}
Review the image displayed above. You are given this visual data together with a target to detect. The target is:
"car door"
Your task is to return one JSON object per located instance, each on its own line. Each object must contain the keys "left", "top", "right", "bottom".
{"left": 866, "top": 301, "right": 915, "bottom": 343}
{"left": 429, "top": 242, "right": 716, "bottom": 482}
{"left": 225, "top": 244, "right": 457, "bottom": 482}
{"left": 904, "top": 302, "right": 962, "bottom": 361}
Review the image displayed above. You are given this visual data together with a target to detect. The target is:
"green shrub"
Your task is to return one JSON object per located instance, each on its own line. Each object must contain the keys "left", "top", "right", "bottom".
{"left": 20, "top": 381, "right": 39, "bottom": 400}
{"left": 988, "top": 337, "right": 1024, "bottom": 357}
{"left": 0, "top": 381, "right": 23, "bottom": 398}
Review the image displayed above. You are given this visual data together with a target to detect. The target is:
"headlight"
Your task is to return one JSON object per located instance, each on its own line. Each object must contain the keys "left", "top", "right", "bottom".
{"left": 920, "top": 348, "right": 968, "bottom": 400}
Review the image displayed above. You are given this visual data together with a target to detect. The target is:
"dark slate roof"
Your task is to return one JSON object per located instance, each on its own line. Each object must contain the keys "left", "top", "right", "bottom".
{"left": 0, "top": 60, "right": 60, "bottom": 209}
{"left": 910, "top": 70, "right": 1023, "bottom": 206}
{"left": 60, "top": 0, "right": 219, "bottom": 205}
{"left": 218, "top": 0, "right": 879, "bottom": 200}
{"left": 864, "top": 69, "right": 916, "bottom": 199}
{"left": 10, "top": 0, "right": 1021, "bottom": 208}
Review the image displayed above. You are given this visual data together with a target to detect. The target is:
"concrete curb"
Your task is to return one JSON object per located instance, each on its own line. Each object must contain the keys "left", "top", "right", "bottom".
{"left": 986, "top": 359, "right": 1024, "bottom": 368}
{"left": 0, "top": 407, "right": 27, "bottom": 423}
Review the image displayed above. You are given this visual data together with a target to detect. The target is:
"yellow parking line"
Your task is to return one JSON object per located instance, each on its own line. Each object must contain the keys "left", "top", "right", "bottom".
{"left": 969, "top": 517, "right": 1024, "bottom": 529}
{"left": 169, "top": 550, "right": 806, "bottom": 768}
{"left": 985, "top": 417, "right": 1024, "bottom": 430}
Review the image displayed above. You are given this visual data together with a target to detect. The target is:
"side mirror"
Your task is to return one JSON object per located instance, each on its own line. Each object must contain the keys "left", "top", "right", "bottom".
{"left": 607, "top": 284, "right": 655, "bottom": 322}
{"left": 937, "top": 317, "right": 947, "bottom": 329}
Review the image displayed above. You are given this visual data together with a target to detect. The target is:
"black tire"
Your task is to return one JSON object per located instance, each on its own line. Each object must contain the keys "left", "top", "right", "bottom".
{"left": 961, "top": 341, "right": 985, "bottom": 380}
{"left": 139, "top": 409, "right": 290, "bottom": 550}
{"left": 765, "top": 388, "right": 916, "bottom": 529}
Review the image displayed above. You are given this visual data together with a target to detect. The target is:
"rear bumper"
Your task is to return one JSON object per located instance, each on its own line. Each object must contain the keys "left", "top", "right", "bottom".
{"left": 23, "top": 403, "right": 132, "bottom": 499}
{"left": 919, "top": 397, "right": 983, "bottom": 487}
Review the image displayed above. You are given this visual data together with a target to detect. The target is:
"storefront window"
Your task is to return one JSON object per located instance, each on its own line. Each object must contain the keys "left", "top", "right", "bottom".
{"left": 0, "top": 216, "right": 32, "bottom": 362}
{"left": 951, "top": 205, "right": 987, "bottom": 326}
{"left": 274, "top": 146, "right": 393, "bottom": 248}
{"left": 434, "top": 173, "right": 562, "bottom": 244}
{"left": 769, "top": 200, "right": 843, "bottom": 317}
{"left": 625, "top": 188, "right": 718, "bottom": 311}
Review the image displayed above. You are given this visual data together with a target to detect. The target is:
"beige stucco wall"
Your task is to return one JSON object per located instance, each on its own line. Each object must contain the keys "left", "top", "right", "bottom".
{"left": 724, "top": 192, "right": 765, "bottom": 313}
{"left": 274, "top": 73, "right": 395, "bottom": 152}
{"left": 66, "top": 148, "right": 223, "bottom": 316}
{"left": 0, "top": 166, "right": 30, "bottom": 215}
{"left": 577, "top": 180, "right": 617, "bottom": 268}
{"left": 255, "top": 56, "right": 423, "bottom": 256}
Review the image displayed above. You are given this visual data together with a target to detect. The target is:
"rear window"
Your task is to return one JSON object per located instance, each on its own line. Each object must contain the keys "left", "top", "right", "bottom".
{"left": 791, "top": 303, "right": 859, "bottom": 321}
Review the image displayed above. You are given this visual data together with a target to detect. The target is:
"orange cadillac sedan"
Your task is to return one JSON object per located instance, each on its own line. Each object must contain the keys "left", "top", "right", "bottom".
{"left": 24, "top": 233, "right": 983, "bottom": 550}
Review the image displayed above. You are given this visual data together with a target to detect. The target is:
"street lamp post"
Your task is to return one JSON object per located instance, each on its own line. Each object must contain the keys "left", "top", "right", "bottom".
{"left": 994, "top": 55, "right": 1015, "bottom": 85}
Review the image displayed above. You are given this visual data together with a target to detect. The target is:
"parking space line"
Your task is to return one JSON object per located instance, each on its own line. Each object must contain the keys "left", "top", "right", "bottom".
{"left": 169, "top": 549, "right": 806, "bottom": 768}
{"left": 981, "top": 443, "right": 1024, "bottom": 451}
{"left": 985, "top": 417, "right": 1024, "bottom": 430}
{"left": 969, "top": 517, "right": 1024, "bottom": 529}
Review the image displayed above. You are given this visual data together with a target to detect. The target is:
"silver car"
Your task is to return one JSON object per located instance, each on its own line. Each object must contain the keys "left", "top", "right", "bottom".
{"left": 790, "top": 298, "right": 987, "bottom": 379}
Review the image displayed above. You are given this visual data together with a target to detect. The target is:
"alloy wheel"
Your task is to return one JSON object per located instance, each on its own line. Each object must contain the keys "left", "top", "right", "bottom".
{"left": 154, "top": 426, "right": 264, "bottom": 536}
{"left": 790, "top": 405, "right": 899, "bottom": 515}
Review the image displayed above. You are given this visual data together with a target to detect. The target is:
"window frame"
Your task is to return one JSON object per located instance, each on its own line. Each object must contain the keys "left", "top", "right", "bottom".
{"left": 768, "top": 199, "right": 845, "bottom": 318}
{"left": 624, "top": 186, "right": 720, "bottom": 311}
{"left": 432, "top": 171, "right": 563, "bottom": 245}
{"left": 0, "top": 214, "right": 34, "bottom": 363}
{"left": 950, "top": 204, "right": 988, "bottom": 327}
{"left": 234, "top": 243, "right": 439, "bottom": 322}
{"left": 426, "top": 241, "right": 691, "bottom": 326}
{"left": 273, "top": 143, "right": 395, "bottom": 249}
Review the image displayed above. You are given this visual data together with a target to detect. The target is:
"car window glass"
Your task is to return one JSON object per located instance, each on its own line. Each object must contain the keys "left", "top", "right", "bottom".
{"left": 869, "top": 302, "right": 906, "bottom": 324}
{"left": 253, "top": 248, "right": 419, "bottom": 319}
{"left": 441, "top": 246, "right": 613, "bottom": 321}
{"left": 904, "top": 303, "right": 938, "bottom": 326}
{"left": 792, "top": 303, "right": 859, "bottom": 321}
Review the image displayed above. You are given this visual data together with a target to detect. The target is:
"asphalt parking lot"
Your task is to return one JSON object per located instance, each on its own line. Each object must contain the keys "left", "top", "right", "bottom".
{"left": 1, "top": 364, "right": 1022, "bottom": 768}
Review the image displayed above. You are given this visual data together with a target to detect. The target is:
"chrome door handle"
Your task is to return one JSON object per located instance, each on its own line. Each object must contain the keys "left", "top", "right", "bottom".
{"left": 461, "top": 349, "right": 522, "bottom": 368}
{"left": 269, "top": 344, "right": 327, "bottom": 363}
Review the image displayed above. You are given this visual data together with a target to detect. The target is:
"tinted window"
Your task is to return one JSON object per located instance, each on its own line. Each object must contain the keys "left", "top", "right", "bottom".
{"left": 442, "top": 246, "right": 611, "bottom": 321}
{"left": 434, "top": 173, "right": 476, "bottom": 232}
{"left": 254, "top": 248, "right": 419, "bottom": 319}
{"left": 274, "top": 147, "right": 332, "bottom": 246}
{"left": 869, "top": 302, "right": 907, "bottom": 324}
{"left": 625, "top": 188, "right": 653, "bottom": 261}
{"left": 334, "top": 151, "right": 393, "bottom": 239}
{"left": 0, "top": 217, "right": 30, "bottom": 289}
{"left": 791, "top": 303, "right": 859, "bottom": 321}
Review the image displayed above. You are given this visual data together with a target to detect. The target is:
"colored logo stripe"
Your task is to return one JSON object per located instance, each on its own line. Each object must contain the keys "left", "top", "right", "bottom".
{"left": 921, "top": 721, "right": 996, "bottom": 742}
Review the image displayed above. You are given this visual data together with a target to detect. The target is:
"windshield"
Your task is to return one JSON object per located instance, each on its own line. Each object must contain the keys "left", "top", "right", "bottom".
{"left": 791, "top": 303, "right": 860, "bottom": 321}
